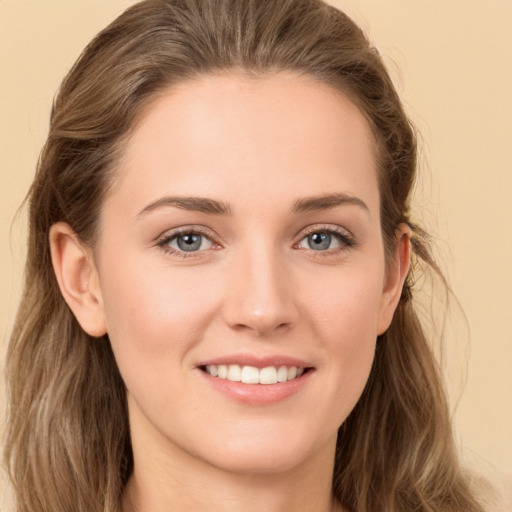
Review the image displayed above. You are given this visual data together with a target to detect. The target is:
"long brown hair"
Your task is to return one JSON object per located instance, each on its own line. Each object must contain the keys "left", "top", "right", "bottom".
{"left": 4, "top": 1, "right": 486, "bottom": 511}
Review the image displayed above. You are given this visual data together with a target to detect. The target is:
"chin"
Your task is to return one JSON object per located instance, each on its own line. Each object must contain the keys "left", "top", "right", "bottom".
{"left": 187, "top": 425, "right": 337, "bottom": 476}
{"left": 205, "top": 448, "right": 313, "bottom": 476}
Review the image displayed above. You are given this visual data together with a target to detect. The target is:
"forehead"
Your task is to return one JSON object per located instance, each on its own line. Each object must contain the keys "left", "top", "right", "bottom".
{"left": 110, "top": 72, "right": 379, "bottom": 213}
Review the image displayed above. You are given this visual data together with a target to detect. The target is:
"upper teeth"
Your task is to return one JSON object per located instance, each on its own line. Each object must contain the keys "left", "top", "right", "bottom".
{"left": 205, "top": 364, "right": 305, "bottom": 385}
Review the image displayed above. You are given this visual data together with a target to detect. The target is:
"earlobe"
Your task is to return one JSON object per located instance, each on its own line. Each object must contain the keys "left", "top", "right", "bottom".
{"left": 377, "top": 224, "right": 412, "bottom": 335}
{"left": 49, "top": 222, "right": 107, "bottom": 337}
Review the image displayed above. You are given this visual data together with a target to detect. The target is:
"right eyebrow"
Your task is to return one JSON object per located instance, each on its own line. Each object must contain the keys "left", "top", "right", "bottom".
{"left": 137, "top": 196, "right": 232, "bottom": 217}
{"left": 291, "top": 193, "right": 370, "bottom": 215}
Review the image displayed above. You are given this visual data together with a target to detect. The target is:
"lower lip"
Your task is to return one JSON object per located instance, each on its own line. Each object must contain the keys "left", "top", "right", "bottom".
{"left": 197, "top": 369, "right": 314, "bottom": 405}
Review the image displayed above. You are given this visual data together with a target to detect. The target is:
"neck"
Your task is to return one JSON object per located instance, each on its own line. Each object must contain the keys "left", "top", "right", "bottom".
{"left": 123, "top": 468, "right": 342, "bottom": 512}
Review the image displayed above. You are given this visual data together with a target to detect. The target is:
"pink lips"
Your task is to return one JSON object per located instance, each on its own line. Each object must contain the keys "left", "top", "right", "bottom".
{"left": 196, "top": 354, "right": 314, "bottom": 405}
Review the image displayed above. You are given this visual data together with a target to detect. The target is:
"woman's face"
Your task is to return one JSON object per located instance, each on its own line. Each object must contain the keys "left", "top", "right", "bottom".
{"left": 90, "top": 73, "right": 405, "bottom": 475}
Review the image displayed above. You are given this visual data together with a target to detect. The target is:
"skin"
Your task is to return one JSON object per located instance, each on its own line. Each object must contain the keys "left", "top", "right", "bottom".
{"left": 50, "top": 72, "right": 410, "bottom": 512}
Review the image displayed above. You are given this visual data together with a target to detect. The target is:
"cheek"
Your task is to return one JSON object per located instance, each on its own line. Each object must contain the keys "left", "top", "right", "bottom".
{"left": 99, "top": 255, "right": 220, "bottom": 374}
{"left": 98, "top": 258, "right": 226, "bottom": 425}
{"left": 329, "top": 289, "right": 379, "bottom": 378}
{"left": 303, "top": 262, "right": 384, "bottom": 341}
{"left": 298, "top": 264, "right": 383, "bottom": 409}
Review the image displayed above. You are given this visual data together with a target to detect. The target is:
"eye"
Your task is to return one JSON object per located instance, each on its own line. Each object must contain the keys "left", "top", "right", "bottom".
{"left": 296, "top": 227, "right": 355, "bottom": 253}
{"left": 160, "top": 231, "right": 214, "bottom": 253}
{"left": 298, "top": 232, "right": 340, "bottom": 251}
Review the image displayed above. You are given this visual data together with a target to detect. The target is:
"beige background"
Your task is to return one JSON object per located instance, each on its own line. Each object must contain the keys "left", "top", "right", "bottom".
{"left": 1, "top": 0, "right": 511, "bottom": 509}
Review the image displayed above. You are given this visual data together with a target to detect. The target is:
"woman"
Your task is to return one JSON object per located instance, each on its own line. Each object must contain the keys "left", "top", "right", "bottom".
{"left": 3, "top": 0, "right": 489, "bottom": 511}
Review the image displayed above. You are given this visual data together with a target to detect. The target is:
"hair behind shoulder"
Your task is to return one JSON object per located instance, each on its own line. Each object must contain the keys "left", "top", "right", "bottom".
{"left": 4, "top": 1, "right": 487, "bottom": 511}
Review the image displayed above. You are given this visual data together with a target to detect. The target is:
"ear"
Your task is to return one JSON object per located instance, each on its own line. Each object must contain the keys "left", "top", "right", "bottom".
{"left": 377, "top": 223, "right": 412, "bottom": 335}
{"left": 49, "top": 222, "right": 107, "bottom": 337}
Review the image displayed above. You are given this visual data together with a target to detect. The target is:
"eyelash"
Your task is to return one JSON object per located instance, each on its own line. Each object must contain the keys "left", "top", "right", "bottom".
{"left": 155, "top": 224, "right": 357, "bottom": 259}
{"left": 156, "top": 227, "right": 219, "bottom": 259}
{"left": 295, "top": 225, "right": 357, "bottom": 256}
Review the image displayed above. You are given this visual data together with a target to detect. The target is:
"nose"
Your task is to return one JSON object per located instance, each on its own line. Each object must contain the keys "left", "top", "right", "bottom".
{"left": 222, "top": 244, "right": 298, "bottom": 337}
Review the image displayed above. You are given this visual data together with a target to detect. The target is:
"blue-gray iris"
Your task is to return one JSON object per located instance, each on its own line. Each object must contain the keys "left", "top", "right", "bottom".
{"left": 308, "top": 233, "right": 331, "bottom": 250}
{"left": 177, "top": 233, "right": 202, "bottom": 251}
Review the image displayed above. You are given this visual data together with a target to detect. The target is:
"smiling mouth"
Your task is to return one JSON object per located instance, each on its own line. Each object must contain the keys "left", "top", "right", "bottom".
{"left": 200, "top": 364, "right": 311, "bottom": 385}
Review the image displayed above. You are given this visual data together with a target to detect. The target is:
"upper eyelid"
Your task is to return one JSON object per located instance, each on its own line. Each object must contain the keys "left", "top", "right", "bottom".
{"left": 155, "top": 225, "right": 219, "bottom": 244}
{"left": 294, "top": 225, "right": 358, "bottom": 253}
{"left": 155, "top": 227, "right": 220, "bottom": 258}
{"left": 295, "top": 223, "right": 354, "bottom": 240}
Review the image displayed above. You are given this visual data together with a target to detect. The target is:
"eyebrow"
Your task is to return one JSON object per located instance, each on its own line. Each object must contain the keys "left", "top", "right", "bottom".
{"left": 137, "top": 196, "right": 232, "bottom": 217}
{"left": 291, "top": 193, "right": 370, "bottom": 214}
{"left": 137, "top": 192, "right": 369, "bottom": 218}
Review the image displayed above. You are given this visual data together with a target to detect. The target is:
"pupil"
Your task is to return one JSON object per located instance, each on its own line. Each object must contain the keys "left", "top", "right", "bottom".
{"left": 309, "top": 232, "right": 331, "bottom": 250}
{"left": 177, "top": 234, "right": 201, "bottom": 251}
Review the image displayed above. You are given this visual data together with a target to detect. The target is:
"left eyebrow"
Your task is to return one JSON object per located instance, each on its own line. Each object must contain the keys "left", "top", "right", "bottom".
{"left": 137, "top": 196, "right": 232, "bottom": 217}
{"left": 291, "top": 193, "right": 370, "bottom": 215}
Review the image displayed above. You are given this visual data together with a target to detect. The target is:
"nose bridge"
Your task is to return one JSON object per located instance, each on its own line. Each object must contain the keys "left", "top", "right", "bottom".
{"left": 223, "top": 237, "right": 296, "bottom": 335}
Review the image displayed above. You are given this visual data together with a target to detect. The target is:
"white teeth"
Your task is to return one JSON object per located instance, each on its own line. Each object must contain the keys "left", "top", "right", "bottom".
{"left": 259, "top": 366, "right": 278, "bottom": 385}
{"left": 241, "top": 366, "right": 260, "bottom": 384}
{"left": 287, "top": 366, "right": 297, "bottom": 380}
{"left": 204, "top": 364, "right": 307, "bottom": 384}
{"left": 277, "top": 366, "right": 288, "bottom": 383}
{"left": 227, "top": 364, "right": 241, "bottom": 381}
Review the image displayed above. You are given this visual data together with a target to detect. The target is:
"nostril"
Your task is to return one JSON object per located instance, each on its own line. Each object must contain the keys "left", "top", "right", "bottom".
{"left": 232, "top": 321, "right": 292, "bottom": 336}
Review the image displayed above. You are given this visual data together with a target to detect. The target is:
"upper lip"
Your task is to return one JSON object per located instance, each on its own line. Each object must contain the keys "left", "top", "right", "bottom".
{"left": 196, "top": 354, "right": 313, "bottom": 369}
